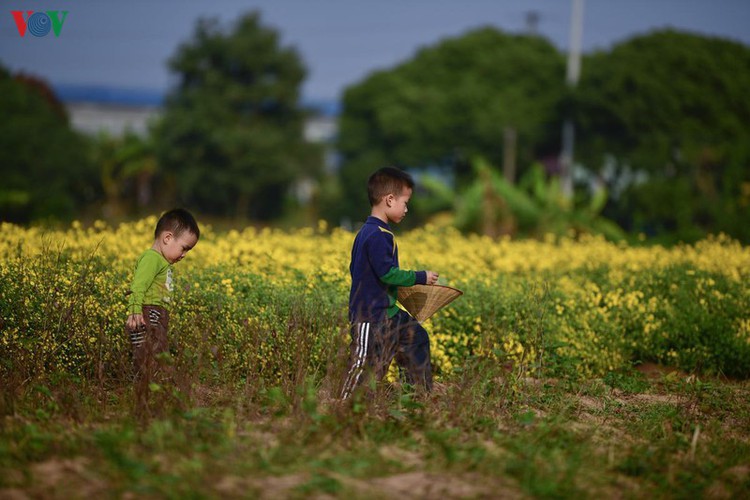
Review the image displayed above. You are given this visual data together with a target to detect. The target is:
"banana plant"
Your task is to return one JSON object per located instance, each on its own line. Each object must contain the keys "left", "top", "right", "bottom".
{"left": 420, "top": 157, "right": 625, "bottom": 240}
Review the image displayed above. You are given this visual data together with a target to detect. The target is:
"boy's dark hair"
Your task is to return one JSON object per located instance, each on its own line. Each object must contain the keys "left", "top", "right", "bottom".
{"left": 367, "top": 166, "right": 415, "bottom": 206}
{"left": 155, "top": 208, "right": 200, "bottom": 239}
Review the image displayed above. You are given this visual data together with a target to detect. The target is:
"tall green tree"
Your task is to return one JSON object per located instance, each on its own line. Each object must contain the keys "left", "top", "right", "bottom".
{"left": 0, "top": 68, "right": 94, "bottom": 222}
{"left": 574, "top": 30, "right": 750, "bottom": 241}
{"left": 154, "top": 12, "right": 322, "bottom": 220}
{"left": 335, "top": 28, "right": 566, "bottom": 221}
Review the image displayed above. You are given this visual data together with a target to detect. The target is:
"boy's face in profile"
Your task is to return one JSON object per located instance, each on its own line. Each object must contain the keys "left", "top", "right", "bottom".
{"left": 158, "top": 230, "right": 199, "bottom": 264}
{"left": 384, "top": 186, "right": 412, "bottom": 224}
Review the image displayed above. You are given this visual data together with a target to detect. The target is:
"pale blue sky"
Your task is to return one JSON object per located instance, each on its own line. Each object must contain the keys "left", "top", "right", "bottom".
{"left": 1, "top": 0, "right": 748, "bottom": 101}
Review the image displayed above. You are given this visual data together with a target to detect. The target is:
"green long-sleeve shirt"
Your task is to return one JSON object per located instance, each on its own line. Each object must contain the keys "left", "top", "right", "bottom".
{"left": 127, "top": 248, "right": 173, "bottom": 315}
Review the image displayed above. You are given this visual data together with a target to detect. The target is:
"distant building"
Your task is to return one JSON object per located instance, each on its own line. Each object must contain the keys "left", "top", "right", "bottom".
{"left": 55, "top": 84, "right": 161, "bottom": 136}
{"left": 57, "top": 84, "right": 340, "bottom": 146}
{"left": 67, "top": 101, "right": 160, "bottom": 136}
{"left": 303, "top": 113, "right": 337, "bottom": 144}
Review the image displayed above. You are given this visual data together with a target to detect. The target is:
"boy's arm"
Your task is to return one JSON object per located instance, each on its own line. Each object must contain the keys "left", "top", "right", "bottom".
{"left": 126, "top": 253, "right": 161, "bottom": 315}
{"left": 380, "top": 266, "right": 427, "bottom": 286}
{"left": 367, "top": 234, "right": 427, "bottom": 287}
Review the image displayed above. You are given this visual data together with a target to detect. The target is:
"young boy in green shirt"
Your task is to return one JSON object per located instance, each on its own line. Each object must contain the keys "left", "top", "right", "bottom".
{"left": 126, "top": 208, "right": 199, "bottom": 414}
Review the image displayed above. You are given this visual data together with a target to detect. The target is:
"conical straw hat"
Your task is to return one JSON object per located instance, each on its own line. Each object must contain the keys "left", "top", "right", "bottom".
{"left": 397, "top": 284, "right": 463, "bottom": 322}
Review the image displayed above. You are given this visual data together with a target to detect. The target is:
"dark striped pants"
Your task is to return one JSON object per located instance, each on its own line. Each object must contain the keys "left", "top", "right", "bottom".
{"left": 127, "top": 305, "right": 170, "bottom": 416}
{"left": 341, "top": 309, "right": 433, "bottom": 399}
{"left": 128, "top": 305, "right": 169, "bottom": 374}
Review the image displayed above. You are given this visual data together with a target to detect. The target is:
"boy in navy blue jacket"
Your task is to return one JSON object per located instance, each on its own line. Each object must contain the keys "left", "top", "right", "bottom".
{"left": 341, "top": 167, "right": 439, "bottom": 399}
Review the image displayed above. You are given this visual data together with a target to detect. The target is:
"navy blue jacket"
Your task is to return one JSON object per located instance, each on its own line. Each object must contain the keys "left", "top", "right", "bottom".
{"left": 349, "top": 216, "right": 427, "bottom": 322}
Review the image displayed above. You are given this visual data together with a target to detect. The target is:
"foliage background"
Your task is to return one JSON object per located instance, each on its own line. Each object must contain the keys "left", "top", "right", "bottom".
{"left": 2, "top": 14, "right": 750, "bottom": 244}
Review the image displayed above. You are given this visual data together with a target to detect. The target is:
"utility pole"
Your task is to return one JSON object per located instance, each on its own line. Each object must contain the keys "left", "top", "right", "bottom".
{"left": 503, "top": 127, "right": 517, "bottom": 184}
{"left": 559, "top": 0, "right": 584, "bottom": 198}
{"left": 525, "top": 10, "right": 540, "bottom": 35}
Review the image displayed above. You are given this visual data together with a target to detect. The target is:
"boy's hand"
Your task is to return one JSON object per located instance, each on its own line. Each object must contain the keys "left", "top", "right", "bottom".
{"left": 126, "top": 313, "right": 145, "bottom": 331}
{"left": 426, "top": 271, "right": 439, "bottom": 285}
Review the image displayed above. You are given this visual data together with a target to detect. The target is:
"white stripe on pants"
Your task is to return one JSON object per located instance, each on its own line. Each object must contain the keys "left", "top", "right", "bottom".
{"left": 341, "top": 322, "right": 370, "bottom": 399}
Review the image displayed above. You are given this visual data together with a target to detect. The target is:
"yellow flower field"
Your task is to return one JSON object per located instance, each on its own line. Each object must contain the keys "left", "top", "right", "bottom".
{"left": 1, "top": 218, "right": 750, "bottom": 383}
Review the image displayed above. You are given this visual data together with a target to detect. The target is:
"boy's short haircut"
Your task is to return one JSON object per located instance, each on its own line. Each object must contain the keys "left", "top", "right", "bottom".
{"left": 367, "top": 166, "right": 415, "bottom": 206}
{"left": 154, "top": 208, "right": 200, "bottom": 239}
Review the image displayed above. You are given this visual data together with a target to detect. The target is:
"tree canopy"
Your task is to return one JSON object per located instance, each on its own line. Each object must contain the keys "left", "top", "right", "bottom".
{"left": 154, "top": 12, "right": 322, "bottom": 220}
{"left": 335, "top": 28, "right": 566, "bottom": 220}
{"left": 333, "top": 27, "right": 750, "bottom": 242}
{"left": 575, "top": 30, "right": 750, "bottom": 173}
{"left": 0, "top": 67, "right": 94, "bottom": 222}
{"left": 574, "top": 30, "right": 750, "bottom": 240}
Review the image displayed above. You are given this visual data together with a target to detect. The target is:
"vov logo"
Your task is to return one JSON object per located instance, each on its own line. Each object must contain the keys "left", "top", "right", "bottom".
{"left": 11, "top": 10, "right": 69, "bottom": 37}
